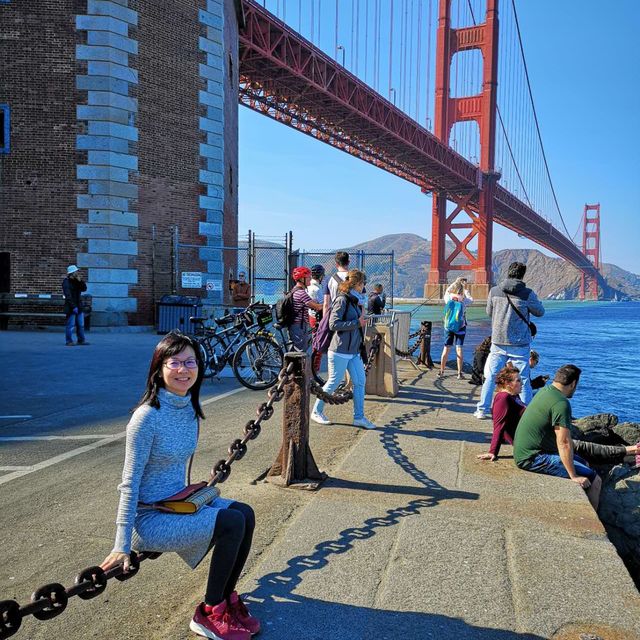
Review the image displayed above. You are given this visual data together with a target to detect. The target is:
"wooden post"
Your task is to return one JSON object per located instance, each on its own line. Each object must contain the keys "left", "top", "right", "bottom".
{"left": 365, "top": 325, "right": 399, "bottom": 397}
{"left": 266, "top": 352, "right": 326, "bottom": 490}
{"left": 417, "top": 321, "right": 434, "bottom": 368}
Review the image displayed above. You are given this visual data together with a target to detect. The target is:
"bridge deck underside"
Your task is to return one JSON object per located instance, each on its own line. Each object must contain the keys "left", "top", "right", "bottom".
{"left": 238, "top": 0, "right": 593, "bottom": 273}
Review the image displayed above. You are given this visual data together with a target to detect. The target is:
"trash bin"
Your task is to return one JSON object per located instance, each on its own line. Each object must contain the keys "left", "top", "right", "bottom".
{"left": 156, "top": 295, "right": 202, "bottom": 334}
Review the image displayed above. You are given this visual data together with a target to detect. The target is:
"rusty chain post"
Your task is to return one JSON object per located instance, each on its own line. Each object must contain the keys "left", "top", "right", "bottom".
{"left": 267, "top": 352, "right": 326, "bottom": 490}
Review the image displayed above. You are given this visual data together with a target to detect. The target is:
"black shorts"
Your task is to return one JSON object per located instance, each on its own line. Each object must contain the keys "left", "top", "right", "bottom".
{"left": 444, "top": 331, "right": 465, "bottom": 347}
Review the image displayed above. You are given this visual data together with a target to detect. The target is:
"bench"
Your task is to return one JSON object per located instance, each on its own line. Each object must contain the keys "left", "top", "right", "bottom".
{"left": 0, "top": 293, "right": 92, "bottom": 330}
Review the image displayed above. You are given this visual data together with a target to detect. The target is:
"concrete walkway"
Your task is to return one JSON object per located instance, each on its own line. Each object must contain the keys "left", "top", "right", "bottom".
{"left": 236, "top": 364, "right": 640, "bottom": 640}
{"left": 2, "top": 331, "right": 639, "bottom": 639}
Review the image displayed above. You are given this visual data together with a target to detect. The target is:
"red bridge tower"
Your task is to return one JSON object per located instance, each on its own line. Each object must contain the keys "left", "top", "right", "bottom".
{"left": 579, "top": 203, "right": 601, "bottom": 300}
{"left": 426, "top": 0, "right": 499, "bottom": 301}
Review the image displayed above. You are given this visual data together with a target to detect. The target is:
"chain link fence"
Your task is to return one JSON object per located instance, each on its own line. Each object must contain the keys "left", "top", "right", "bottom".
{"left": 298, "top": 250, "right": 394, "bottom": 307}
{"left": 152, "top": 229, "right": 395, "bottom": 329}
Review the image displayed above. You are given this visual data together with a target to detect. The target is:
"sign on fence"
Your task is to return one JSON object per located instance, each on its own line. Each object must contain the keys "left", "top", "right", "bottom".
{"left": 206, "top": 279, "right": 223, "bottom": 292}
{"left": 181, "top": 272, "right": 202, "bottom": 288}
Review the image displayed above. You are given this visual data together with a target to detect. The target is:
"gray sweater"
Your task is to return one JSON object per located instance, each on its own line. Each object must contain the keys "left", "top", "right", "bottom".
{"left": 113, "top": 389, "right": 198, "bottom": 555}
{"left": 487, "top": 278, "right": 545, "bottom": 347}
{"left": 328, "top": 293, "right": 363, "bottom": 354}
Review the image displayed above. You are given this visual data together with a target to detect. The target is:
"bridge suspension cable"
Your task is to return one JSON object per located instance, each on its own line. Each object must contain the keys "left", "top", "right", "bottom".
{"left": 509, "top": 0, "right": 572, "bottom": 239}
{"left": 253, "top": 0, "right": 579, "bottom": 249}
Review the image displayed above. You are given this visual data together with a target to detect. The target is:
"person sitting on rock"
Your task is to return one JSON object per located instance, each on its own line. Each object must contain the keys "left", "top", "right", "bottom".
{"left": 480, "top": 365, "right": 640, "bottom": 491}
{"left": 514, "top": 365, "right": 608, "bottom": 510}
{"left": 469, "top": 336, "right": 491, "bottom": 386}
{"left": 528, "top": 350, "right": 549, "bottom": 391}
{"left": 476, "top": 364, "right": 525, "bottom": 462}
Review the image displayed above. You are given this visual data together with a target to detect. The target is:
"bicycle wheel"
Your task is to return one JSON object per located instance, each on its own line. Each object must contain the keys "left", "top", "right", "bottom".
{"left": 232, "top": 336, "right": 284, "bottom": 390}
{"left": 197, "top": 335, "right": 227, "bottom": 378}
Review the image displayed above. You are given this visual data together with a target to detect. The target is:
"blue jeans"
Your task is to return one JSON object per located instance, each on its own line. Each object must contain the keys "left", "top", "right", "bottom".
{"left": 65, "top": 310, "right": 86, "bottom": 344}
{"left": 525, "top": 452, "right": 597, "bottom": 482}
{"left": 476, "top": 343, "right": 531, "bottom": 413}
{"left": 312, "top": 351, "right": 366, "bottom": 420}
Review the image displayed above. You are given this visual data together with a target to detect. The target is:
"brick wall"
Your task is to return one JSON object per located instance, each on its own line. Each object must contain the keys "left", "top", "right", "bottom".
{"left": 0, "top": 0, "right": 240, "bottom": 325}
{"left": 0, "top": 1, "right": 86, "bottom": 295}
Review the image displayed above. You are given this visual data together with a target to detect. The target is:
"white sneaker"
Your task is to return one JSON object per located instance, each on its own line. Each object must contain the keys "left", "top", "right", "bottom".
{"left": 473, "top": 410, "right": 490, "bottom": 420}
{"left": 353, "top": 417, "right": 377, "bottom": 429}
{"left": 311, "top": 412, "right": 332, "bottom": 425}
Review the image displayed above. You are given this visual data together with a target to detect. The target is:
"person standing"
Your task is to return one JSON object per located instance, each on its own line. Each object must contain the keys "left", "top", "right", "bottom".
{"left": 231, "top": 272, "right": 251, "bottom": 309}
{"left": 322, "top": 251, "right": 350, "bottom": 314}
{"left": 289, "top": 266, "right": 322, "bottom": 352}
{"left": 307, "top": 265, "right": 326, "bottom": 374}
{"left": 311, "top": 269, "right": 376, "bottom": 429}
{"left": 367, "top": 284, "right": 386, "bottom": 315}
{"left": 439, "top": 278, "right": 473, "bottom": 379}
{"left": 62, "top": 265, "right": 88, "bottom": 346}
{"left": 100, "top": 332, "right": 259, "bottom": 640}
{"left": 474, "top": 261, "right": 544, "bottom": 419}
{"left": 307, "top": 264, "right": 325, "bottom": 327}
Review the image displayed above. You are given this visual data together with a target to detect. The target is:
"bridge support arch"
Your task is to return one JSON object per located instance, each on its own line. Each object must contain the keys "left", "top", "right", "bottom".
{"left": 426, "top": 0, "right": 499, "bottom": 300}
{"left": 579, "top": 203, "right": 601, "bottom": 300}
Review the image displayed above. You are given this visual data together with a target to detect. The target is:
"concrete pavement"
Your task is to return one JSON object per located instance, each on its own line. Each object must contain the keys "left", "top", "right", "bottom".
{"left": 2, "top": 331, "right": 639, "bottom": 639}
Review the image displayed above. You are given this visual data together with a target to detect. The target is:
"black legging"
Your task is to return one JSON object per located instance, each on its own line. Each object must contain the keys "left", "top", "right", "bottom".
{"left": 205, "top": 501, "right": 255, "bottom": 606}
{"left": 573, "top": 439, "right": 629, "bottom": 465}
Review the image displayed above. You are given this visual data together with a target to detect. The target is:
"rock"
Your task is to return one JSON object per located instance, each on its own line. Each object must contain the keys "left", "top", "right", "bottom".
{"left": 612, "top": 422, "right": 640, "bottom": 446}
{"left": 572, "top": 413, "right": 622, "bottom": 444}
{"left": 599, "top": 464, "right": 640, "bottom": 585}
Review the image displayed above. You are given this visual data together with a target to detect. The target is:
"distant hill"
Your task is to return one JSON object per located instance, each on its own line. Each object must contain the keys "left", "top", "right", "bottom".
{"left": 342, "top": 233, "right": 640, "bottom": 299}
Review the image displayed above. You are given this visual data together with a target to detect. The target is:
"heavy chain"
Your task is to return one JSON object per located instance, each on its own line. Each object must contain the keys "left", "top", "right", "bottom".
{"left": 363, "top": 333, "right": 382, "bottom": 374}
{"left": 309, "top": 333, "right": 382, "bottom": 404}
{"left": 309, "top": 379, "right": 353, "bottom": 404}
{"left": 0, "top": 361, "right": 296, "bottom": 640}
{"left": 395, "top": 326, "right": 427, "bottom": 358}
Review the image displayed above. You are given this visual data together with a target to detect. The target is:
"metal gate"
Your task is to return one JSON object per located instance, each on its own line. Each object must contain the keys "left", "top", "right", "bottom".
{"left": 158, "top": 230, "right": 291, "bottom": 309}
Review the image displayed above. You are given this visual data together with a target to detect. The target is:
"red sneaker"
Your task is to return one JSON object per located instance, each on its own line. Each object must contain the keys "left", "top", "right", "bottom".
{"left": 190, "top": 601, "right": 251, "bottom": 640}
{"left": 228, "top": 591, "right": 261, "bottom": 635}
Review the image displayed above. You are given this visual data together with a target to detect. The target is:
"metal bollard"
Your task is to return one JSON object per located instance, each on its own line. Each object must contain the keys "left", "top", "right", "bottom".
{"left": 266, "top": 352, "right": 326, "bottom": 490}
{"left": 417, "top": 321, "right": 434, "bottom": 368}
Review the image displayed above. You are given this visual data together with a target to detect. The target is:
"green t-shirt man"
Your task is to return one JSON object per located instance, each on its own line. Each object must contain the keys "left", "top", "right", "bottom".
{"left": 513, "top": 385, "right": 572, "bottom": 468}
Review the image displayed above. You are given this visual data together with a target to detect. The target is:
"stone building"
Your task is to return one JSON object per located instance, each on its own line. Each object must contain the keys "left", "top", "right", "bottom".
{"left": 0, "top": 0, "right": 241, "bottom": 325}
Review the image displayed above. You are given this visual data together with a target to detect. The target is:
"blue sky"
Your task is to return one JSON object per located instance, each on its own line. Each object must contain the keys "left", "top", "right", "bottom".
{"left": 238, "top": 0, "right": 640, "bottom": 274}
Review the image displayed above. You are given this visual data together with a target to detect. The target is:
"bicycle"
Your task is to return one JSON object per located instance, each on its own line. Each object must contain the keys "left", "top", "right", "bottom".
{"left": 190, "top": 304, "right": 285, "bottom": 390}
{"left": 252, "top": 307, "right": 327, "bottom": 385}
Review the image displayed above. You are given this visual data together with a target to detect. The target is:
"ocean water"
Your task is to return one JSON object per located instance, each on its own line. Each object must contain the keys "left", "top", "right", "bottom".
{"left": 396, "top": 300, "right": 640, "bottom": 423}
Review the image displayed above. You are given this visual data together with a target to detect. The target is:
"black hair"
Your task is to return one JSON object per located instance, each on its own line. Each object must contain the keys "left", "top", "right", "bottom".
{"left": 335, "top": 251, "right": 350, "bottom": 268}
{"left": 507, "top": 261, "right": 526, "bottom": 280}
{"left": 553, "top": 364, "right": 581, "bottom": 386}
{"left": 137, "top": 331, "right": 205, "bottom": 419}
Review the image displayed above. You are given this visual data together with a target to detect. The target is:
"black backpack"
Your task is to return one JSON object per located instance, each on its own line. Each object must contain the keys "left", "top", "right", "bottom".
{"left": 275, "top": 288, "right": 297, "bottom": 327}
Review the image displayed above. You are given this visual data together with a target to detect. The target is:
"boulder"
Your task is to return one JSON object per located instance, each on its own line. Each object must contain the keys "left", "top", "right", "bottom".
{"left": 599, "top": 464, "right": 640, "bottom": 585}
{"left": 572, "top": 413, "right": 622, "bottom": 445}
{"left": 612, "top": 422, "right": 640, "bottom": 447}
